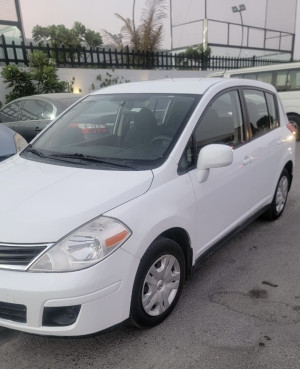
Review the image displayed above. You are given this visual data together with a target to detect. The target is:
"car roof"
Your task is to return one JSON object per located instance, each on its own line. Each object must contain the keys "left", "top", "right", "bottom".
{"left": 92, "top": 78, "right": 220, "bottom": 95}
{"left": 1, "top": 93, "right": 84, "bottom": 114}
{"left": 1, "top": 93, "right": 84, "bottom": 105}
{"left": 90, "top": 78, "right": 276, "bottom": 96}
{"left": 20, "top": 93, "right": 84, "bottom": 102}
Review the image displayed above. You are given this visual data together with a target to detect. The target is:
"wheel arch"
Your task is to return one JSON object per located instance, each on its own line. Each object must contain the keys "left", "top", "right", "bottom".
{"left": 287, "top": 112, "right": 300, "bottom": 119}
{"left": 156, "top": 227, "right": 193, "bottom": 279}
{"left": 284, "top": 160, "right": 293, "bottom": 190}
{"left": 286, "top": 113, "right": 300, "bottom": 140}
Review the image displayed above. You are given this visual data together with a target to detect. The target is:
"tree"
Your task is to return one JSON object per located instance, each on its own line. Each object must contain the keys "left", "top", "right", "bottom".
{"left": 32, "top": 21, "right": 102, "bottom": 48}
{"left": 1, "top": 65, "right": 35, "bottom": 103}
{"left": 103, "top": 0, "right": 167, "bottom": 52}
{"left": 1, "top": 51, "right": 72, "bottom": 103}
{"left": 176, "top": 45, "right": 211, "bottom": 69}
{"left": 28, "top": 51, "right": 68, "bottom": 93}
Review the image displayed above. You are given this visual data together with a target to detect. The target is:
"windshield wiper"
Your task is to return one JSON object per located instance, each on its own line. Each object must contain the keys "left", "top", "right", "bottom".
{"left": 25, "top": 147, "right": 49, "bottom": 158}
{"left": 24, "top": 147, "right": 87, "bottom": 165}
{"left": 49, "top": 153, "right": 139, "bottom": 170}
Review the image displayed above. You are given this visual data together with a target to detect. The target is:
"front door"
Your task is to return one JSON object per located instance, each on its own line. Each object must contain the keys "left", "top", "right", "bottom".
{"left": 185, "top": 88, "right": 275, "bottom": 259}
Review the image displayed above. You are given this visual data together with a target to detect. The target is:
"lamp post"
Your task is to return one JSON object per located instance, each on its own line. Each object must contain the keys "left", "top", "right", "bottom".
{"left": 203, "top": 0, "right": 208, "bottom": 53}
{"left": 232, "top": 4, "right": 246, "bottom": 57}
{"left": 132, "top": 0, "right": 136, "bottom": 32}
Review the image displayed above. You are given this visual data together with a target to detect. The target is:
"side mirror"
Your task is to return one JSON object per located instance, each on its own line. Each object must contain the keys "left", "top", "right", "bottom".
{"left": 196, "top": 144, "right": 233, "bottom": 182}
{"left": 197, "top": 144, "right": 233, "bottom": 170}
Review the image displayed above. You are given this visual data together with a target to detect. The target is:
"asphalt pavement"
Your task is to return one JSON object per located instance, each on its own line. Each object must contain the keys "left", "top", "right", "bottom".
{"left": 0, "top": 142, "right": 300, "bottom": 369}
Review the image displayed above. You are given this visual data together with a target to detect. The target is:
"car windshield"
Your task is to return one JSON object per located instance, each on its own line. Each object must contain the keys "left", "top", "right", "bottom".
{"left": 21, "top": 93, "right": 200, "bottom": 170}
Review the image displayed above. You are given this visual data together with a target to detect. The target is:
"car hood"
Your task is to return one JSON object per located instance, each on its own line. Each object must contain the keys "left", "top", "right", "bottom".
{"left": 0, "top": 156, "right": 153, "bottom": 243}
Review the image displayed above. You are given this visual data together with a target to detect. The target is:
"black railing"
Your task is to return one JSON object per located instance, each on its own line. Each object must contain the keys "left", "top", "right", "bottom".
{"left": 0, "top": 35, "right": 288, "bottom": 71}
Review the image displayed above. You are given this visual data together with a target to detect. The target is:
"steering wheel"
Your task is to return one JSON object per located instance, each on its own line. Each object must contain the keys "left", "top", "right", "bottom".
{"left": 150, "top": 135, "right": 172, "bottom": 145}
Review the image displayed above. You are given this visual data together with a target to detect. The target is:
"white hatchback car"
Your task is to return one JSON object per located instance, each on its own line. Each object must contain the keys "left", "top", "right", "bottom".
{"left": 0, "top": 78, "right": 296, "bottom": 336}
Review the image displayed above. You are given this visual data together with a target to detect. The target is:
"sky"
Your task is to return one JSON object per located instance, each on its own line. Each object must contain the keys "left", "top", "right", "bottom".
{"left": 18, "top": 0, "right": 146, "bottom": 42}
{"left": 17, "top": 0, "right": 300, "bottom": 58}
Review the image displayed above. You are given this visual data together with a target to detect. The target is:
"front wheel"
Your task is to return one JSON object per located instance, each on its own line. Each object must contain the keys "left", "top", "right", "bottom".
{"left": 263, "top": 168, "right": 290, "bottom": 220}
{"left": 130, "top": 237, "right": 185, "bottom": 328}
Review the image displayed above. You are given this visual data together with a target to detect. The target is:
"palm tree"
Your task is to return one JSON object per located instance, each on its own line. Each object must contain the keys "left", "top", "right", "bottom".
{"left": 103, "top": 0, "right": 167, "bottom": 52}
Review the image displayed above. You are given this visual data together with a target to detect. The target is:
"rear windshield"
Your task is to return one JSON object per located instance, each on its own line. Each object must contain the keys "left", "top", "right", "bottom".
{"left": 22, "top": 93, "right": 200, "bottom": 170}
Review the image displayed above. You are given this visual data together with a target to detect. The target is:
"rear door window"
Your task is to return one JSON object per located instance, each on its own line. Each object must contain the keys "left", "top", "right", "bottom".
{"left": 243, "top": 89, "right": 279, "bottom": 138}
{"left": 20, "top": 100, "right": 47, "bottom": 121}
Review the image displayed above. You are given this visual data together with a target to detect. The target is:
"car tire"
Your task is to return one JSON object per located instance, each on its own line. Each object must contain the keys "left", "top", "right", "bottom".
{"left": 288, "top": 114, "right": 300, "bottom": 140}
{"left": 130, "top": 237, "right": 185, "bottom": 328}
{"left": 263, "top": 168, "right": 290, "bottom": 221}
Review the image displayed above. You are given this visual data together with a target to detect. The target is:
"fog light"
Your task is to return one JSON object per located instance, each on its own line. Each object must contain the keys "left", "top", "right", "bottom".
{"left": 42, "top": 305, "right": 81, "bottom": 327}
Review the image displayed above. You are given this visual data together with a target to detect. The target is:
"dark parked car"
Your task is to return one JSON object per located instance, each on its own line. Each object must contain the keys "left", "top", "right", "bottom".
{"left": 0, "top": 124, "right": 27, "bottom": 162}
{"left": 0, "top": 93, "right": 83, "bottom": 142}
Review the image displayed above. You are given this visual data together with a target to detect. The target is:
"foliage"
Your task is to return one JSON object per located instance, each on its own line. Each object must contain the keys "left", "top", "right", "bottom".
{"left": 175, "top": 45, "right": 211, "bottom": 68}
{"left": 67, "top": 77, "right": 82, "bottom": 94}
{"left": 1, "top": 65, "right": 36, "bottom": 103}
{"left": 183, "top": 45, "right": 211, "bottom": 58}
{"left": 32, "top": 21, "right": 102, "bottom": 48}
{"left": 32, "top": 22, "right": 103, "bottom": 63}
{"left": 90, "top": 70, "right": 130, "bottom": 90}
{"left": 103, "top": 0, "right": 167, "bottom": 52}
{"left": 1, "top": 51, "right": 75, "bottom": 103}
{"left": 29, "top": 51, "right": 67, "bottom": 93}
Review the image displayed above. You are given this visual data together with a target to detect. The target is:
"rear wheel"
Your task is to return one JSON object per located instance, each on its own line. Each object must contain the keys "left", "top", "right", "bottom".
{"left": 263, "top": 168, "right": 290, "bottom": 220}
{"left": 130, "top": 237, "right": 185, "bottom": 328}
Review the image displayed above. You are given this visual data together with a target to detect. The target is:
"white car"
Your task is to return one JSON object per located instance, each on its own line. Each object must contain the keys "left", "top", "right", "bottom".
{"left": 0, "top": 78, "right": 296, "bottom": 336}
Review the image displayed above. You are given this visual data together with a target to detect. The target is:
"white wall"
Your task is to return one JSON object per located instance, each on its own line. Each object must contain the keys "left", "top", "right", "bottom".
{"left": 0, "top": 67, "right": 210, "bottom": 105}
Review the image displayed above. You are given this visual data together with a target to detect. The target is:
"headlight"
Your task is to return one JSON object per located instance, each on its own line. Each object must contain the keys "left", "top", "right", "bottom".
{"left": 29, "top": 216, "right": 131, "bottom": 272}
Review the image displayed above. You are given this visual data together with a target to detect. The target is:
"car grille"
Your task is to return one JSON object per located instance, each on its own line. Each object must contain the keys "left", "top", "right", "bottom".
{"left": 0, "top": 301, "right": 27, "bottom": 323}
{"left": 0, "top": 243, "right": 51, "bottom": 270}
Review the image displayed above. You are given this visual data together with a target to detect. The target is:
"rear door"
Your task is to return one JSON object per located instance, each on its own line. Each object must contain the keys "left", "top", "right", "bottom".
{"left": 241, "top": 88, "right": 286, "bottom": 203}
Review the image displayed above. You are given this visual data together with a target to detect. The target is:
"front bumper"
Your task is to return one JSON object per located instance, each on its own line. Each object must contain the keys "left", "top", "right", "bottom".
{"left": 0, "top": 248, "right": 139, "bottom": 336}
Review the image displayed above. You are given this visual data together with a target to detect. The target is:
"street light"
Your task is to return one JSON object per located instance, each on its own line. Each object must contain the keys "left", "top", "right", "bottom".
{"left": 232, "top": 4, "right": 246, "bottom": 57}
{"left": 132, "top": 0, "right": 136, "bottom": 32}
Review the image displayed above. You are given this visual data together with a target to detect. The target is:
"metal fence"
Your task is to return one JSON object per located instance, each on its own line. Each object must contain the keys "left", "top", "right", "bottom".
{"left": 0, "top": 35, "right": 288, "bottom": 71}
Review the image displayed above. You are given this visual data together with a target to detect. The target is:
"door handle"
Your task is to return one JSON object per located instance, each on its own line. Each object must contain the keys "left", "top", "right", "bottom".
{"left": 242, "top": 155, "right": 254, "bottom": 166}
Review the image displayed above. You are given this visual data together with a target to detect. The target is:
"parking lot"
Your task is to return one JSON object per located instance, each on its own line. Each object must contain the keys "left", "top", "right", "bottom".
{"left": 0, "top": 141, "right": 299, "bottom": 369}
